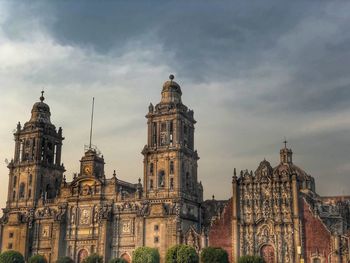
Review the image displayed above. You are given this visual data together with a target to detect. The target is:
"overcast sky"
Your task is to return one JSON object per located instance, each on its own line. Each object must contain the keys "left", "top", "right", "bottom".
{"left": 0, "top": 1, "right": 350, "bottom": 211}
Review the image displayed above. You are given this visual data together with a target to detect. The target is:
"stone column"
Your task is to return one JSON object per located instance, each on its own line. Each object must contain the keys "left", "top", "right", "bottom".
{"left": 292, "top": 174, "right": 301, "bottom": 263}
{"left": 232, "top": 173, "right": 239, "bottom": 263}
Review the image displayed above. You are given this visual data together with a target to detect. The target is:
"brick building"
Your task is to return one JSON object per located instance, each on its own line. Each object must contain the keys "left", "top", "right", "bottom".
{"left": 209, "top": 145, "right": 350, "bottom": 263}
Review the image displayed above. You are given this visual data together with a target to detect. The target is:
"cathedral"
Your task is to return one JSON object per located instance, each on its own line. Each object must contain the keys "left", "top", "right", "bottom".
{"left": 0, "top": 76, "right": 350, "bottom": 263}
{"left": 0, "top": 76, "right": 205, "bottom": 263}
{"left": 208, "top": 145, "right": 350, "bottom": 263}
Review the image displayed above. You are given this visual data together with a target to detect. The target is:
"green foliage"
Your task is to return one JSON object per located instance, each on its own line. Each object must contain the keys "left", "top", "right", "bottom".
{"left": 0, "top": 250, "right": 25, "bottom": 263}
{"left": 82, "top": 253, "right": 103, "bottom": 263}
{"left": 166, "top": 244, "right": 198, "bottom": 263}
{"left": 238, "top": 255, "right": 265, "bottom": 263}
{"left": 28, "top": 255, "right": 47, "bottom": 263}
{"left": 108, "top": 258, "right": 128, "bottom": 263}
{"left": 133, "top": 247, "right": 160, "bottom": 263}
{"left": 177, "top": 245, "right": 199, "bottom": 263}
{"left": 200, "top": 247, "right": 229, "bottom": 263}
{"left": 55, "top": 256, "right": 75, "bottom": 263}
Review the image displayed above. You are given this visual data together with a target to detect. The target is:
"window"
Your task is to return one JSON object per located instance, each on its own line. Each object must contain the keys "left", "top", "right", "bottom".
{"left": 170, "top": 161, "right": 174, "bottom": 174}
{"left": 19, "top": 183, "right": 25, "bottom": 199}
{"left": 313, "top": 259, "right": 321, "bottom": 263}
{"left": 154, "top": 236, "right": 159, "bottom": 243}
{"left": 29, "top": 174, "right": 32, "bottom": 185}
{"left": 9, "top": 232, "right": 14, "bottom": 238}
{"left": 150, "top": 163, "right": 154, "bottom": 175}
{"left": 150, "top": 179, "right": 154, "bottom": 189}
{"left": 13, "top": 176, "right": 17, "bottom": 187}
{"left": 28, "top": 189, "right": 32, "bottom": 199}
{"left": 170, "top": 178, "right": 174, "bottom": 190}
{"left": 12, "top": 191, "right": 16, "bottom": 200}
{"left": 158, "top": 170, "right": 165, "bottom": 188}
{"left": 154, "top": 225, "right": 159, "bottom": 231}
{"left": 8, "top": 243, "right": 13, "bottom": 249}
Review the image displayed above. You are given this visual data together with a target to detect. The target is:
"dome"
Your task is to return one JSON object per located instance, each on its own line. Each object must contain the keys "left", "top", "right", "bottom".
{"left": 161, "top": 75, "right": 182, "bottom": 104}
{"left": 28, "top": 91, "right": 51, "bottom": 124}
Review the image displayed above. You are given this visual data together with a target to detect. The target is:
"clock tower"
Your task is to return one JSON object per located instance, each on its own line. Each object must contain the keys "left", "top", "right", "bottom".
{"left": 79, "top": 148, "right": 105, "bottom": 179}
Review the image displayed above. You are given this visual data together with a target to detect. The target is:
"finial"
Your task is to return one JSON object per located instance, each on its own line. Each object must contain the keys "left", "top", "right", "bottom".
{"left": 233, "top": 168, "right": 237, "bottom": 177}
{"left": 40, "top": 90, "right": 45, "bottom": 102}
{"left": 283, "top": 137, "right": 288, "bottom": 149}
{"left": 212, "top": 194, "right": 215, "bottom": 200}
{"left": 138, "top": 178, "right": 141, "bottom": 184}
{"left": 169, "top": 74, "right": 175, "bottom": 81}
{"left": 113, "top": 170, "right": 116, "bottom": 178}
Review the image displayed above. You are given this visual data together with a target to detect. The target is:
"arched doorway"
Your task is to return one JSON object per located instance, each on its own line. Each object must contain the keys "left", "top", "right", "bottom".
{"left": 121, "top": 253, "right": 131, "bottom": 263}
{"left": 260, "top": 245, "right": 275, "bottom": 263}
{"left": 77, "top": 249, "right": 89, "bottom": 263}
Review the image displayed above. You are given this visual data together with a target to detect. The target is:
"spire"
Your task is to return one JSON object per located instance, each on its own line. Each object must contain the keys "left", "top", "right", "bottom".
{"left": 40, "top": 90, "right": 45, "bottom": 102}
{"left": 280, "top": 138, "right": 293, "bottom": 164}
{"left": 161, "top": 74, "right": 182, "bottom": 104}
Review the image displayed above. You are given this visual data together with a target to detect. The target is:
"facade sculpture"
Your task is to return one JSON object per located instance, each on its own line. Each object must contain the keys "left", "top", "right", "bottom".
{"left": 209, "top": 144, "right": 350, "bottom": 263}
{"left": 0, "top": 77, "right": 205, "bottom": 263}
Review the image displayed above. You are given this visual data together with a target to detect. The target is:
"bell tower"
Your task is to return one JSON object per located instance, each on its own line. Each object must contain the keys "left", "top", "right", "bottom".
{"left": 6, "top": 91, "right": 65, "bottom": 207}
{"left": 142, "top": 75, "right": 201, "bottom": 202}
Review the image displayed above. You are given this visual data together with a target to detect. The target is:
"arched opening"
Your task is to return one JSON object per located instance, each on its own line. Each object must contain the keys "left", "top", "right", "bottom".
{"left": 77, "top": 249, "right": 88, "bottom": 263}
{"left": 121, "top": 253, "right": 131, "bottom": 263}
{"left": 158, "top": 170, "right": 165, "bottom": 188}
{"left": 19, "top": 183, "right": 25, "bottom": 199}
{"left": 313, "top": 258, "right": 321, "bottom": 263}
{"left": 260, "top": 244, "right": 275, "bottom": 263}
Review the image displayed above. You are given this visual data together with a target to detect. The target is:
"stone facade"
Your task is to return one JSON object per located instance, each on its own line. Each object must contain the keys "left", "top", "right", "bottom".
{"left": 0, "top": 77, "right": 206, "bottom": 263}
{"left": 209, "top": 146, "right": 350, "bottom": 263}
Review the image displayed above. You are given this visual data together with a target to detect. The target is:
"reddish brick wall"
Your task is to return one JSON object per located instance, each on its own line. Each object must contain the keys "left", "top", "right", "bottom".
{"left": 303, "top": 199, "right": 332, "bottom": 263}
{"left": 208, "top": 199, "right": 233, "bottom": 262}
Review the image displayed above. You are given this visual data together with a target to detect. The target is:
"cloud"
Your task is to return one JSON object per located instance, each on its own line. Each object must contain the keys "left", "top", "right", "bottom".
{"left": 0, "top": 0, "right": 350, "bottom": 213}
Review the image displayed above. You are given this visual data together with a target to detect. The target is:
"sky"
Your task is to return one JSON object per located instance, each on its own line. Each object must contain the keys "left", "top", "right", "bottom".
{"left": 0, "top": 1, "right": 350, "bottom": 211}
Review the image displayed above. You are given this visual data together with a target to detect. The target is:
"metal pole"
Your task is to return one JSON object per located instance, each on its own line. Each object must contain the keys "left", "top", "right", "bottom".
{"left": 89, "top": 97, "right": 95, "bottom": 149}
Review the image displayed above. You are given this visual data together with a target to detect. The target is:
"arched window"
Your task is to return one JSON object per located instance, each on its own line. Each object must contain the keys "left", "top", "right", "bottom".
{"left": 13, "top": 176, "right": 17, "bottom": 187}
{"left": 158, "top": 170, "right": 165, "bottom": 188}
{"left": 170, "top": 161, "right": 174, "bottom": 174}
{"left": 29, "top": 174, "right": 32, "bottom": 185}
{"left": 170, "top": 178, "right": 174, "bottom": 190}
{"left": 12, "top": 191, "right": 16, "bottom": 200}
{"left": 186, "top": 172, "right": 190, "bottom": 189}
{"left": 19, "top": 183, "right": 25, "bottom": 199}
{"left": 150, "top": 179, "right": 154, "bottom": 189}
{"left": 28, "top": 189, "right": 32, "bottom": 198}
{"left": 149, "top": 163, "right": 154, "bottom": 175}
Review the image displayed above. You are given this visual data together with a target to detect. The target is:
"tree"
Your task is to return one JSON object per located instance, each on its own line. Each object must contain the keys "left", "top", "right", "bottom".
{"left": 166, "top": 245, "right": 199, "bottom": 263}
{"left": 56, "top": 256, "right": 75, "bottom": 263}
{"left": 108, "top": 259, "right": 128, "bottom": 263}
{"left": 133, "top": 247, "right": 160, "bottom": 263}
{"left": 28, "top": 255, "right": 47, "bottom": 263}
{"left": 0, "top": 250, "right": 25, "bottom": 263}
{"left": 200, "top": 247, "right": 229, "bottom": 263}
{"left": 238, "top": 255, "right": 265, "bottom": 263}
{"left": 82, "top": 253, "right": 103, "bottom": 263}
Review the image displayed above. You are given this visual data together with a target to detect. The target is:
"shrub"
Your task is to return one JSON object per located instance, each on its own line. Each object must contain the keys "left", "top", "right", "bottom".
{"left": 29, "top": 255, "right": 47, "bottom": 263}
{"left": 56, "top": 256, "right": 75, "bottom": 263}
{"left": 133, "top": 247, "right": 160, "bottom": 263}
{"left": 108, "top": 259, "right": 128, "bottom": 263}
{"left": 177, "top": 245, "right": 199, "bottom": 263}
{"left": 200, "top": 247, "right": 229, "bottom": 263}
{"left": 238, "top": 255, "right": 265, "bottom": 263}
{"left": 0, "top": 250, "right": 25, "bottom": 263}
{"left": 82, "top": 253, "right": 103, "bottom": 263}
{"left": 166, "top": 245, "right": 198, "bottom": 263}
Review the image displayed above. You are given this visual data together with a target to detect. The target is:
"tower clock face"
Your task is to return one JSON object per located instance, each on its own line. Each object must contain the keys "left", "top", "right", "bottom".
{"left": 84, "top": 165, "right": 92, "bottom": 175}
